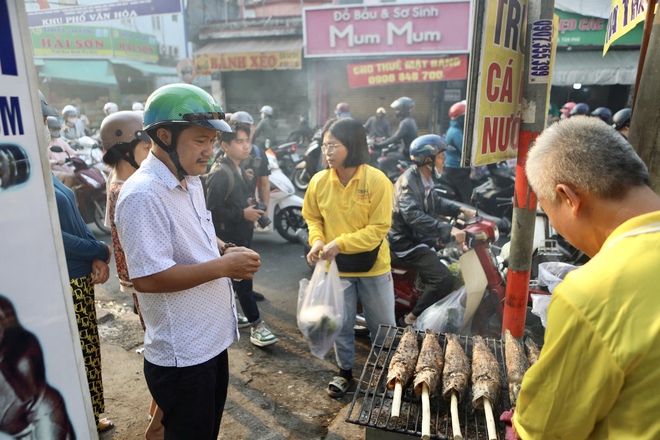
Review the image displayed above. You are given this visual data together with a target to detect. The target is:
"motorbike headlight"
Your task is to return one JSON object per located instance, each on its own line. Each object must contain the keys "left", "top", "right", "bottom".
{"left": 81, "top": 174, "right": 101, "bottom": 189}
{"left": 492, "top": 224, "right": 500, "bottom": 243}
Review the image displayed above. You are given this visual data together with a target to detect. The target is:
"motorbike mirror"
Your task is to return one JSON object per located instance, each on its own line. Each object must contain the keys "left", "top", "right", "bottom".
{"left": 50, "top": 146, "right": 64, "bottom": 153}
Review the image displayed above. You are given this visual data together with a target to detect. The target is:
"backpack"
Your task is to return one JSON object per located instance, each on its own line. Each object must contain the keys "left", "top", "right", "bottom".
{"left": 202, "top": 161, "right": 234, "bottom": 202}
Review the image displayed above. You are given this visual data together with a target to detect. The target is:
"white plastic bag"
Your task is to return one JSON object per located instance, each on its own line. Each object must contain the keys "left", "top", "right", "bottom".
{"left": 537, "top": 262, "right": 579, "bottom": 293}
{"left": 530, "top": 294, "right": 552, "bottom": 328}
{"left": 297, "top": 260, "right": 349, "bottom": 359}
{"left": 413, "top": 286, "right": 467, "bottom": 333}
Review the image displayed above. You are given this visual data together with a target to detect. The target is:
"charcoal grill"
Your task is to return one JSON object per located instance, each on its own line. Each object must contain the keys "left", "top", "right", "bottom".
{"left": 346, "top": 325, "right": 511, "bottom": 440}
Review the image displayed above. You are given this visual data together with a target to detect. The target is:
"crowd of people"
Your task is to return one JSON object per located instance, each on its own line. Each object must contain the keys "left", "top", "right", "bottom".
{"left": 34, "top": 83, "right": 658, "bottom": 440}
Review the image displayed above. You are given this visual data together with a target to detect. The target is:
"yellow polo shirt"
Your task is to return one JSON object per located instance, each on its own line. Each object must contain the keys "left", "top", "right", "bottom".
{"left": 514, "top": 211, "right": 660, "bottom": 439}
{"left": 302, "top": 164, "right": 393, "bottom": 277}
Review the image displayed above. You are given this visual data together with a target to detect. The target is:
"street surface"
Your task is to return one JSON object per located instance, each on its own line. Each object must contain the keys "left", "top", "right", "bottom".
{"left": 92, "top": 222, "right": 371, "bottom": 439}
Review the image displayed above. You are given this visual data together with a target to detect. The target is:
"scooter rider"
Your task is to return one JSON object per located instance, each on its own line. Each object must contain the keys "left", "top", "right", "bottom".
{"left": 373, "top": 97, "right": 418, "bottom": 157}
{"left": 61, "top": 104, "right": 86, "bottom": 142}
{"left": 389, "top": 134, "right": 476, "bottom": 327}
{"left": 612, "top": 108, "right": 632, "bottom": 139}
{"left": 253, "top": 105, "right": 278, "bottom": 149}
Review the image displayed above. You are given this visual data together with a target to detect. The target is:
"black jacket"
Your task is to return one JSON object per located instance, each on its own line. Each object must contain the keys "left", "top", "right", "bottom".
{"left": 374, "top": 116, "right": 418, "bottom": 156}
{"left": 205, "top": 157, "right": 255, "bottom": 243}
{"left": 389, "top": 165, "right": 462, "bottom": 253}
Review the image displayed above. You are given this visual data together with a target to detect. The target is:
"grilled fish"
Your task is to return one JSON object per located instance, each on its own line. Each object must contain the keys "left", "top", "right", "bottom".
{"left": 471, "top": 335, "right": 501, "bottom": 410}
{"left": 413, "top": 330, "right": 444, "bottom": 396}
{"left": 386, "top": 326, "right": 419, "bottom": 390}
{"left": 441, "top": 333, "right": 470, "bottom": 402}
{"left": 504, "top": 329, "right": 529, "bottom": 406}
{"left": 525, "top": 337, "right": 541, "bottom": 366}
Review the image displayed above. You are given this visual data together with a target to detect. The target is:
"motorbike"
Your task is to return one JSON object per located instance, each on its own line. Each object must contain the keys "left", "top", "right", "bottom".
{"left": 254, "top": 149, "right": 307, "bottom": 242}
{"left": 291, "top": 132, "right": 323, "bottom": 192}
{"left": 368, "top": 140, "right": 410, "bottom": 183}
{"left": 50, "top": 145, "right": 109, "bottom": 234}
{"left": 269, "top": 140, "right": 300, "bottom": 178}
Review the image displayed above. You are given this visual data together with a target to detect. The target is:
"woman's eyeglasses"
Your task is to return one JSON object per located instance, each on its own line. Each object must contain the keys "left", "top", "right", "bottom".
{"left": 321, "top": 143, "right": 342, "bottom": 153}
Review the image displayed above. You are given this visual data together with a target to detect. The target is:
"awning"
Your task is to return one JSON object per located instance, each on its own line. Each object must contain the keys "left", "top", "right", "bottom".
{"left": 110, "top": 59, "right": 177, "bottom": 76}
{"left": 194, "top": 38, "right": 303, "bottom": 73}
{"left": 38, "top": 59, "right": 117, "bottom": 86}
{"left": 552, "top": 50, "right": 639, "bottom": 86}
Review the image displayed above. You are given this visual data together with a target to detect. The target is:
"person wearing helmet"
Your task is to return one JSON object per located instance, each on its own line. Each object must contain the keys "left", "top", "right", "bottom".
{"left": 591, "top": 107, "right": 612, "bottom": 125}
{"left": 98, "top": 110, "right": 162, "bottom": 438}
{"left": 61, "top": 104, "right": 86, "bottom": 142}
{"left": 389, "top": 134, "right": 476, "bottom": 326}
{"left": 442, "top": 100, "right": 473, "bottom": 203}
{"left": 363, "top": 107, "right": 391, "bottom": 141}
{"left": 114, "top": 83, "right": 261, "bottom": 438}
{"left": 569, "top": 102, "right": 590, "bottom": 117}
{"left": 335, "top": 102, "right": 351, "bottom": 118}
{"left": 253, "top": 105, "right": 279, "bottom": 148}
{"left": 612, "top": 108, "right": 632, "bottom": 139}
{"left": 229, "top": 111, "right": 271, "bottom": 236}
{"left": 204, "top": 120, "right": 278, "bottom": 347}
{"left": 373, "top": 97, "right": 418, "bottom": 156}
{"left": 103, "top": 102, "right": 119, "bottom": 116}
{"left": 131, "top": 101, "right": 144, "bottom": 112}
{"left": 559, "top": 102, "right": 576, "bottom": 119}
{"left": 46, "top": 115, "right": 85, "bottom": 188}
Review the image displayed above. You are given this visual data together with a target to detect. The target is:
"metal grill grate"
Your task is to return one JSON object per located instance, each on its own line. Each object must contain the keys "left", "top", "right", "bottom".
{"left": 346, "top": 325, "right": 511, "bottom": 440}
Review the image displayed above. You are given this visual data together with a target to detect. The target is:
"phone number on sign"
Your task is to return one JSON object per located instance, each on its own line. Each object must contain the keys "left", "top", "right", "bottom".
{"left": 367, "top": 70, "right": 447, "bottom": 85}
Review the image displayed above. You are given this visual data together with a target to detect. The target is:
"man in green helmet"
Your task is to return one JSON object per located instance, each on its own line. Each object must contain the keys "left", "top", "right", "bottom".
{"left": 115, "top": 84, "right": 261, "bottom": 439}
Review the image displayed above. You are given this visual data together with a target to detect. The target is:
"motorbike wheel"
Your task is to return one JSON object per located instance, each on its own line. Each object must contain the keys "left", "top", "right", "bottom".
{"left": 275, "top": 206, "right": 306, "bottom": 243}
{"left": 292, "top": 168, "right": 310, "bottom": 191}
{"left": 93, "top": 199, "right": 110, "bottom": 235}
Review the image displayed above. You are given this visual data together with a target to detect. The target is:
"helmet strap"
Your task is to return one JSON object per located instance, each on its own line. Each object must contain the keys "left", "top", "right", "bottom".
{"left": 152, "top": 125, "right": 189, "bottom": 181}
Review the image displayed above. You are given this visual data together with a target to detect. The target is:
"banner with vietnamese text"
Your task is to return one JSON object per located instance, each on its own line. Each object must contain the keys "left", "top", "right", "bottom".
{"left": 347, "top": 55, "right": 467, "bottom": 88}
{"left": 604, "top": 0, "right": 657, "bottom": 54}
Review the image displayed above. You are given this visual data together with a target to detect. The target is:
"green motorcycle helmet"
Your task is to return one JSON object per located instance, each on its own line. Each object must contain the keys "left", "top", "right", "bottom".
{"left": 143, "top": 84, "right": 232, "bottom": 179}
{"left": 144, "top": 83, "right": 232, "bottom": 133}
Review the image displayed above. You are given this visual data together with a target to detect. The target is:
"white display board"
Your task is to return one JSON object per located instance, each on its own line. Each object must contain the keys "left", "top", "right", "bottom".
{"left": 0, "top": 0, "right": 96, "bottom": 437}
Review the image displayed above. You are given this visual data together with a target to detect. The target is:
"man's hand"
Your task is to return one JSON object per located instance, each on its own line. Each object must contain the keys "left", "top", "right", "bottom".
{"left": 244, "top": 205, "right": 265, "bottom": 222}
{"left": 245, "top": 168, "right": 255, "bottom": 181}
{"left": 460, "top": 207, "right": 477, "bottom": 220}
{"left": 218, "top": 249, "right": 261, "bottom": 280}
{"left": 306, "top": 239, "right": 325, "bottom": 265}
{"left": 450, "top": 227, "right": 466, "bottom": 244}
{"left": 91, "top": 260, "right": 110, "bottom": 284}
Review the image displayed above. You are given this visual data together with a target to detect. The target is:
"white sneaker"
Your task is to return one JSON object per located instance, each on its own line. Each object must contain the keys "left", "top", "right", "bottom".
{"left": 237, "top": 313, "right": 250, "bottom": 329}
{"left": 250, "top": 322, "right": 278, "bottom": 347}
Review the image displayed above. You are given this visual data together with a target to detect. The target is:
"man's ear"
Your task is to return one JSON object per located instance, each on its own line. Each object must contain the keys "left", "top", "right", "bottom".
{"left": 556, "top": 183, "right": 582, "bottom": 217}
{"left": 156, "top": 127, "right": 171, "bottom": 146}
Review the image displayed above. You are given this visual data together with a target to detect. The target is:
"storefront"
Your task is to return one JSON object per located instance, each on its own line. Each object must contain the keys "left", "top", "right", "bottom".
{"left": 302, "top": 1, "right": 471, "bottom": 134}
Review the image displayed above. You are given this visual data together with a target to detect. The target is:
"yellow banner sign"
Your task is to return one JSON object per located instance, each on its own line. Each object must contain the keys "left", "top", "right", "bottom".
{"left": 604, "top": 0, "right": 657, "bottom": 55}
{"left": 194, "top": 51, "right": 301, "bottom": 73}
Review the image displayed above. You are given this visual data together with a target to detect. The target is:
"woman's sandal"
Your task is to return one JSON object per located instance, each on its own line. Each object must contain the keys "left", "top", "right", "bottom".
{"left": 97, "top": 418, "right": 114, "bottom": 432}
{"left": 326, "top": 376, "right": 353, "bottom": 398}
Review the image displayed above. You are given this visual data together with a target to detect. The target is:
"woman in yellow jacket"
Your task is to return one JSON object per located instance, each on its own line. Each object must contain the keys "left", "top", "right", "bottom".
{"left": 303, "top": 117, "right": 396, "bottom": 398}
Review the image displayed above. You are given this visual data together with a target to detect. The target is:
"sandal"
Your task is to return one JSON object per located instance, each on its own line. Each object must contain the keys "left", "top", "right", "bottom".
{"left": 97, "top": 418, "right": 114, "bottom": 432}
{"left": 326, "top": 376, "right": 352, "bottom": 398}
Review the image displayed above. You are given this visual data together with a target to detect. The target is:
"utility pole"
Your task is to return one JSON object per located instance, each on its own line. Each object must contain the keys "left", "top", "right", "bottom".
{"left": 501, "top": 0, "right": 555, "bottom": 337}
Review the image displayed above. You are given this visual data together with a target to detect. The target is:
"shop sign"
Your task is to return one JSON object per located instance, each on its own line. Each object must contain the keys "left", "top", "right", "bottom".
{"left": 604, "top": 0, "right": 656, "bottom": 54}
{"left": 464, "top": 0, "right": 528, "bottom": 167}
{"left": 346, "top": 55, "right": 467, "bottom": 88}
{"left": 303, "top": 1, "right": 470, "bottom": 58}
{"left": 112, "top": 28, "right": 158, "bottom": 62}
{"left": 194, "top": 51, "right": 302, "bottom": 73}
{"left": 556, "top": 9, "right": 642, "bottom": 47}
{"left": 31, "top": 25, "right": 113, "bottom": 57}
{"left": 1, "top": 0, "right": 97, "bottom": 436}
{"left": 26, "top": 0, "right": 181, "bottom": 28}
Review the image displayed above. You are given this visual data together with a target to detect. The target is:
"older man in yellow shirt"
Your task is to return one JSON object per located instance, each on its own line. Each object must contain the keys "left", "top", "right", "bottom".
{"left": 514, "top": 116, "right": 660, "bottom": 439}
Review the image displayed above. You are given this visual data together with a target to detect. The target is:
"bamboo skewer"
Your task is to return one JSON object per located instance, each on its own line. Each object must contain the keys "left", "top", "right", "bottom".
{"left": 421, "top": 383, "right": 431, "bottom": 440}
{"left": 450, "top": 392, "right": 463, "bottom": 440}
{"left": 391, "top": 381, "right": 403, "bottom": 420}
{"left": 483, "top": 398, "right": 497, "bottom": 440}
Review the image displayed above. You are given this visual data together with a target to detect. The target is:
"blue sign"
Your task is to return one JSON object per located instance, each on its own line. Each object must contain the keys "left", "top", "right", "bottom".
{"left": 0, "top": 0, "right": 18, "bottom": 75}
{"left": 27, "top": 0, "right": 182, "bottom": 28}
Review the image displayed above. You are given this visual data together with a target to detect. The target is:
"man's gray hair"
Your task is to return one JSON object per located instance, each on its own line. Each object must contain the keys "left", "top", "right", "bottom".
{"left": 526, "top": 116, "right": 649, "bottom": 204}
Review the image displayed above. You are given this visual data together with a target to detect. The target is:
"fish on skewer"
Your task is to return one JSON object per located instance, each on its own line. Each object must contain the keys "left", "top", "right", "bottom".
{"left": 471, "top": 336, "right": 501, "bottom": 440}
{"left": 442, "top": 333, "right": 470, "bottom": 440}
{"left": 504, "top": 329, "right": 529, "bottom": 406}
{"left": 525, "top": 337, "right": 541, "bottom": 366}
{"left": 414, "top": 330, "right": 444, "bottom": 440}
{"left": 386, "top": 326, "right": 419, "bottom": 420}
